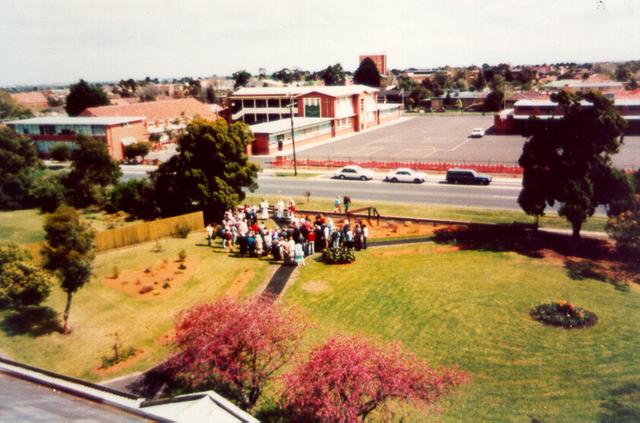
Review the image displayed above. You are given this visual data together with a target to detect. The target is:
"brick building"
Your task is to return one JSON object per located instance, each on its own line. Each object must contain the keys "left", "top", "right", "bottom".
{"left": 6, "top": 116, "right": 145, "bottom": 160}
{"left": 81, "top": 98, "right": 217, "bottom": 140}
{"left": 229, "top": 85, "right": 401, "bottom": 155}
{"left": 359, "top": 54, "right": 387, "bottom": 75}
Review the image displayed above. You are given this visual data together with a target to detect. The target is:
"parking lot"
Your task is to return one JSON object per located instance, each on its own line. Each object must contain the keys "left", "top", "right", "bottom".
{"left": 295, "top": 115, "right": 640, "bottom": 168}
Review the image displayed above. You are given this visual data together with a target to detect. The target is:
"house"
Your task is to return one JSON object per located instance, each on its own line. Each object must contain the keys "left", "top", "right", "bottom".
{"left": 81, "top": 98, "right": 218, "bottom": 140}
{"left": 229, "top": 85, "right": 402, "bottom": 155}
{"left": 10, "top": 91, "right": 50, "bottom": 110}
{"left": 0, "top": 356, "right": 258, "bottom": 422}
{"left": 494, "top": 97, "right": 640, "bottom": 134}
{"left": 6, "top": 116, "right": 145, "bottom": 160}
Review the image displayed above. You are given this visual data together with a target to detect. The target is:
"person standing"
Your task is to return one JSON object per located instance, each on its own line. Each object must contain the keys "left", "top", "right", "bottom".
{"left": 343, "top": 195, "right": 351, "bottom": 214}
{"left": 362, "top": 223, "right": 368, "bottom": 249}
{"left": 205, "top": 223, "right": 214, "bottom": 247}
{"left": 260, "top": 199, "right": 269, "bottom": 220}
{"left": 334, "top": 196, "right": 342, "bottom": 213}
{"left": 294, "top": 242, "right": 306, "bottom": 266}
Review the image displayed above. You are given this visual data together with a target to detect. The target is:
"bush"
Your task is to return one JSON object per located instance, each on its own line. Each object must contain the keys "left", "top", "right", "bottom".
{"left": 107, "top": 179, "right": 157, "bottom": 220}
{"left": 28, "top": 172, "right": 66, "bottom": 213}
{"left": 50, "top": 143, "right": 72, "bottom": 162}
{"left": 178, "top": 249, "right": 187, "bottom": 262}
{"left": 606, "top": 209, "right": 640, "bottom": 259}
{"left": 530, "top": 301, "right": 597, "bottom": 329}
{"left": 139, "top": 285, "right": 154, "bottom": 294}
{"left": 173, "top": 223, "right": 191, "bottom": 239}
{"left": 124, "top": 142, "right": 152, "bottom": 162}
{"left": 321, "top": 247, "right": 356, "bottom": 265}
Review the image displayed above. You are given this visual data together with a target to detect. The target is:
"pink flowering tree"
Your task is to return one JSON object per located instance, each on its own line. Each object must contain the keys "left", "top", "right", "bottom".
{"left": 281, "top": 336, "right": 467, "bottom": 422}
{"left": 170, "top": 297, "right": 305, "bottom": 410}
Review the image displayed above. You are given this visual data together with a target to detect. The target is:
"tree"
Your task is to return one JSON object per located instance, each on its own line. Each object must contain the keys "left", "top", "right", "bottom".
{"left": 108, "top": 179, "right": 157, "bottom": 220}
{"left": 65, "top": 79, "right": 110, "bottom": 116}
{"left": 152, "top": 118, "right": 259, "bottom": 221}
{"left": 0, "top": 90, "right": 33, "bottom": 120}
{"left": 205, "top": 85, "right": 217, "bottom": 104}
{"left": 29, "top": 172, "right": 66, "bottom": 213}
{"left": 0, "top": 243, "right": 52, "bottom": 309}
{"left": 41, "top": 205, "right": 95, "bottom": 334}
{"left": 321, "top": 64, "right": 346, "bottom": 86}
{"left": 354, "top": 58, "right": 381, "bottom": 87}
{"left": 64, "top": 135, "right": 122, "bottom": 208}
{"left": 483, "top": 75, "right": 506, "bottom": 111}
{"left": 518, "top": 91, "right": 627, "bottom": 238}
{"left": 272, "top": 68, "right": 294, "bottom": 84}
{"left": 123, "top": 141, "right": 151, "bottom": 161}
{"left": 0, "top": 127, "right": 42, "bottom": 209}
{"left": 282, "top": 336, "right": 467, "bottom": 422}
{"left": 139, "top": 84, "right": 159, "bottom": 102}
{"left": 606, "top": 170, "right": 640, "bottom": 256}
{"left": 232, "top": 70, "right": 251, "bottom": 89}
{"left": 170, "top": 298, "right": 305, "bottom": 410}
{"left": 50, "top": 143, "right": 72, "bottom": 162}
{"left": 473, "top": 70, "right": 487, "bottom": 90}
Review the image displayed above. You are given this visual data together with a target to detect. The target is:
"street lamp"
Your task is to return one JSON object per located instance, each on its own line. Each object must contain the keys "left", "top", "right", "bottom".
{"left": 286, "top": 95, "right": 298, "bottom": 176}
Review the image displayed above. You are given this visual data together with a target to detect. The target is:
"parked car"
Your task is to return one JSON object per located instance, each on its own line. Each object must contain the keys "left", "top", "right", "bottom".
{"left": 334, "top": 165, "right": 375, "bottom": 181}
{"left": 470, "top": 128, "right": 485, "bottom": 138}
{"left": 384, "top": 168, "right": 426, "bottom": 183}
{"left": 446, "top": 168, "right": 492, "bottom": 185}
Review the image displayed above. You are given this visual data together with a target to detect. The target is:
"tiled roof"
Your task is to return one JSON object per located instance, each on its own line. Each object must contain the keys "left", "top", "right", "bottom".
{"left": 81, "top": 98, "right": 217, "bottom": 122}
{"left": 10, "top": 91, "right": 49, "bottom": 106}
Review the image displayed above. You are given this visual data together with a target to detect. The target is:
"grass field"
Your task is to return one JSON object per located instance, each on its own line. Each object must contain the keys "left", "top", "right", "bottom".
{"left": 244, "top": 194, "right": 609, "bottom": 233}
{"left": 0, "top": 232, "right": 271, "bottom": 381}
{"left": 282, "top": 242, "right": 640, "bottom": 422}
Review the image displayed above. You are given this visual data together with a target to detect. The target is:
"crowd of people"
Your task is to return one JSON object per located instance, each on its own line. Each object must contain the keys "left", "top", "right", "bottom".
{"left": 205, "top": 199, "right": 368, "bottom": 266}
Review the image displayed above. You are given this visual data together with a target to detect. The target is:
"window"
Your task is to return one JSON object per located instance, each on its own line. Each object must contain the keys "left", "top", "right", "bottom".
{"left": 255, "top": 99, "right": 266, "bottom": 108}
{"left": 268, "top": 99, "right": 280, "bottom": 108}
{"left": 304, "top": 97, "right": 320, "bottom": 117}
{"left": 243, "top": 99, "right": 255, "bottom": 108}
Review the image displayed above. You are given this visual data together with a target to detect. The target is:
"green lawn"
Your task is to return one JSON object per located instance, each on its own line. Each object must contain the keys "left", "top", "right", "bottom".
{"left": 282, "top": 242, "right": 640, "bottom": 422}
{"left": 245, "top": 194, "right": 608, "bottom": 233}
{"left": 0, "top": 232, "right": 271, "bottom": 381}
{"left": 0, "top": 208, "right": 137, "bottom": 246}
{"left": 0, "top": 209, "right": 46, "bottom": 244}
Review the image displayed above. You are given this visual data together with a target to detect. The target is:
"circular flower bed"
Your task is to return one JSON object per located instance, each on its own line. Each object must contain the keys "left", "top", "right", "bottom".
{"left": 321, "top": 247, "right": 356, "bottom": 265}
{"left": 530, "top": 301, "right": 597, "bottom": 329}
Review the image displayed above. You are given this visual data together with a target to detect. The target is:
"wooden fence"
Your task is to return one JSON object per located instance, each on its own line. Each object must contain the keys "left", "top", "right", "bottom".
{"left": 93, "top": 211, "right": 204, "bottom": 252}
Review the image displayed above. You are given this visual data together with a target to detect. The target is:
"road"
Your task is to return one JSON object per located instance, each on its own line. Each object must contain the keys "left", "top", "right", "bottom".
{"left": 251, "top": 174, "right": 524, "bottom": 210}
{"left": 121, "top": 166, "right": 607, "bottom": 215}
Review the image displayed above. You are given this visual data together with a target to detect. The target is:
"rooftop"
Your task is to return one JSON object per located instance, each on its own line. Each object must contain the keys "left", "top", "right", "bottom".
{"left": 250, "top": 117, "right": 332, "bottom": 134}
{"left": 81, "top": 98, "right": 217, "bottom": 122}
{"left": 6, "top": 116, "right": 145, "bottom": 126}
{"left": 232, "top": 84, "right": 378, "bottom": 98}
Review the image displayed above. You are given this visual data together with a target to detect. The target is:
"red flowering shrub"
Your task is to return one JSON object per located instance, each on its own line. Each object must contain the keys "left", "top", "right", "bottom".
{"left": 170, "top": 297, "right": 305, "bottom": 410}
{"left": 281, "top": 336, "right": 468, "bottom": 422}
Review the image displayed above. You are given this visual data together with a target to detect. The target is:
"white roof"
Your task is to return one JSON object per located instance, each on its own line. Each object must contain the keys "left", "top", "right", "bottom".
{"left": 249, "top": 117, "right": 331, "bottom": 134}
{"left": 377, "top": 103, "right": 403, "bottom": 111}
{"left": 6, "top": 116, "right": 145, "bottom": 126}
{"left": 232, "top": 84, "right": 378, "bottom": 98}
{"left": 514, "top": 99, "right": 640, "bottom": 107}
{"left": 142, "top": 391, "right": 259, "bottom": 423}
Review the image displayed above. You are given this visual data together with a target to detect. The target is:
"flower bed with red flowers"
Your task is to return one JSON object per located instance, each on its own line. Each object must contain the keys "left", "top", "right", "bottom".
{"left": 530, "top": 301, "right": 597, "bottom": 329}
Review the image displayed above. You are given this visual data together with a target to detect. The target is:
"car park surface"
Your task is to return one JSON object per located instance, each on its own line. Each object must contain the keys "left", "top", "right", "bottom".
{"left": 294, "top": 115, "right": 640, "bottom": 168}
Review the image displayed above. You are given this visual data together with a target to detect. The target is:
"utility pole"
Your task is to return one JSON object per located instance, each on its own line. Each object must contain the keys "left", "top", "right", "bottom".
{"left": 288, "top": 95, "right": 298, "bottom": 176}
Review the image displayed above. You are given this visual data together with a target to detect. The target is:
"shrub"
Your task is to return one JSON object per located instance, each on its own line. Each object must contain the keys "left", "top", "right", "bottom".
{"left": 28, "top": 172, "right": 66, "bottom": 213}
{"left": 50, "top": 143, "right": 72, "bottom": 162}
{"left": 107, "top": 179, "right": 157, "bottom": 220}
{"left": 321, "top": 247, "right": 356, "bottom": 264}
{"left": 139, "top": 285, "right": 154, "bottom": 294}
{"left": 174, "top": 223, "right": 191, "bottom": 239}
{"left": 178, "top": 263, "right": 187, "bottom": 270}
{"left": 124, "top": 142, "right": 152, "bottom": 161}
{"left": 530, "top": 301, "right": 597, "bottom": 329}
{"left": 178, "top": 249, "right": 187, "bottom": 262}
{"left": 606, "top": 209, "right": 640, "bottom": 259}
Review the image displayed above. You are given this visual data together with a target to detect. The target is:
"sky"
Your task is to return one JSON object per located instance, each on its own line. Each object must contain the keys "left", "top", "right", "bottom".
{"left": 1, "top": 0, "right": 638, "bottom": 86}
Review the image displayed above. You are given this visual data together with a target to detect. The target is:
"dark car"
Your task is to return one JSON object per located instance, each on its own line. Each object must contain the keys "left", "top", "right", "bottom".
{"left": 446, "top": 168, "right": 492, "bottom": 185}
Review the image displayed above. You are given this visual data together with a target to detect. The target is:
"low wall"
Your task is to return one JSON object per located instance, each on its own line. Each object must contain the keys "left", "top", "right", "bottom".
{"left": 272, "top": 157, "right": 524, "bottom": 175}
